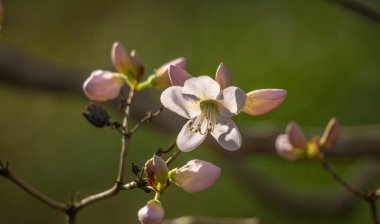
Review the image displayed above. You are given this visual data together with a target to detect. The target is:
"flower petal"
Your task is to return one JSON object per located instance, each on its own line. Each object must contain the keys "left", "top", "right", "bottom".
{"left": 171, "top": 160, "right": 221, "bottom": 193}
{"left": 243, "top": 89, "right": 287, "bottom": 116}
{"left": 176, "top": 120, "right": 207, "bottom": 152}
{"left": 182, "top": 76, "right": 220, "bottom": 100}
{"left": 320, "top": 117, "right": 341, "bottom": 148}
{"left": 211, "top": 117, "right": 242, "bottom": 151}
{"left": 275, "top": 134, "right": 298, "bottom": 161}
{"left": 169, "top": 65, "right": 192, "bottom": 86}
{"left": 215, "top": 63, "right": 232, "bottom": 89}
{"left": 217, "top": 86, "right": 246, "bottom": 118}
{"left": 286, "top": 122, "right": 307, "bottom": 148}
{"left": 138, "top": 200, "right": 164, "bottom": 224}
{"left": 160, "top": 86, "right": 200, "bottom": 119}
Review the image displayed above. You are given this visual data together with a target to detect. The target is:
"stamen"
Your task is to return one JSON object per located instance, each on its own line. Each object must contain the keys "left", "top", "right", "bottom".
{"left": 188, "top": 100, "right": 220, "bottom": 134}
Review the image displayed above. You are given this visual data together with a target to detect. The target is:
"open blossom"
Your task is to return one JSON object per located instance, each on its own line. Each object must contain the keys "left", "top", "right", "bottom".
{"left": 170, "top": 160, "right": 221, "bottom": 193}
{"left": 161, "top": 75, "right": 246, "bottom": 151}
{"left": 162, "top": 63, "right": 286, "bottom": 152}
{"left": 138, "top": 200, "right": 164, "bottom": 224}
{"left": 83, "top": 70, "right": 125, "bottom": 102}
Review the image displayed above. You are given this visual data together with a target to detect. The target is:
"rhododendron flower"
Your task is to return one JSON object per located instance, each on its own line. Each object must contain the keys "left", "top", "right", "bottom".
{"left": 138, "top": 200, "right": 164, "bottom": 224}
{"left": 169, "top": 160, "right": 221, "bottom": 193}
{"left": 161, "top": 75, "right": 246, "bottom": 151}
{"left": 162, "top": 63, "right": 286, "bottom": 151}
{"left": 83, "top": 70, "right": 125, "bottom": 102}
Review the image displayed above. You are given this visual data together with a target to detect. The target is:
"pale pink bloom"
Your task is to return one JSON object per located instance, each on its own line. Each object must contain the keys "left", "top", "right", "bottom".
{"left": 243, "top": 89, "right": 287, "bottom": 116}
{"left": 138, "top": 200, "right": 164, "bottom": 224}
{"left": 161, "top": 75, "right": 246, "bottom": 151}
{"left": 168, "top": 65, "right": 192, "bottom": 86}
{"left": 275, "top": 134, "right": 299, "bottom": 161}
{"left": 111, "top": 41, "right": 144, "bottom": 80}
{"left": 286, "top": 122, "right": 307, "bottom": 148}
{"left": 170, "top": 160, "right": 221, "bottom": 193}
{"left": 215, "top": 63, "right": 232, "bottom": 89}
{"left": 151, "top": 57, "right": 187, "bottom": 88}
{"left": 320, "top": 117, "right": 341, "bottom": 148}
{"left": 83, "top": 70, "right": 125, "bottom": 102}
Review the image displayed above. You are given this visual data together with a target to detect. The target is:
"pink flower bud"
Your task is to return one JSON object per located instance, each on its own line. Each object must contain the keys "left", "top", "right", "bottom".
{"left": 111, "top": 42, "right": 144, "bottom": 80}
{"left": 170, "top": 160, "right": 221, "bottom": 193}
{"left": 138, "top": 200, "right": 164, "bottom": 224}
{"left": 243, "top": 89, "right": 287, "bottom": 116}
{"left": 286, "top": 122, "right": 306, "bottom": 148}
{"left": 150, "top": 57, "right": 187, "bottom": 89}
{"left": 145, "top": 156, "right": 169, "bottom": 191}
{"left": 275, "top": 134, "right": 299, "bottom": 161}
{"left": 320, "top": 117, "right": 341, "bottom": 148}
{"left": 168, "top": 65, "right": 192, "bottom": 86}
{"left": 215, "top": 63, "right": 232, "bottom": 89}
{"left": 83, "top": 70, "right": 124, "bottom": 102}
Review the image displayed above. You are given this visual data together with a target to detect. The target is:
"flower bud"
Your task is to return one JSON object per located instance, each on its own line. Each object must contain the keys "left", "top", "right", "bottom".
{"left": 82, "top": 103, "right": 110, "bottom": 128}
{"left": 320, "top": 117, "right": 341, "bottom": 148}
{"left": 111, "top": 42, "right": 144, "bottom": 81}
{"left": 243, "top": 89, "right": 287, "bottom": 116}
{"left": 138, "top": 200, "right": 164, "bottom": 224}
{"left": 275, "top": 134, "right": 300, "bottom": 161}
{"left": 145, "top": 156, "right": 169, "bottom": 191}
{"left": 286, "top": 122, "right": 306, "bottom": 148}
{"left": 149, "top": 57, "right": 187, "bottom": 89}
{"left": 215, "top": 63, "right": 232, "bottom": 89}
{"left": 169, "top": 160, "right": 221, "bottom": 193}
{"left": 83, "top": 70, "right": 125, "bottom": 101}
{"left": 168, "top": 65, "right": 192, "bottom": 86}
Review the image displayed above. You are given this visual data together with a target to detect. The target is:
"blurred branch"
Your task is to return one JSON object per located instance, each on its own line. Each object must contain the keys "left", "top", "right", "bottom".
{"left": 329, "top": 0, "right": 380, "bottom": 24}
{"left": 166, "top": 216, "right": 260, "bottom": 224}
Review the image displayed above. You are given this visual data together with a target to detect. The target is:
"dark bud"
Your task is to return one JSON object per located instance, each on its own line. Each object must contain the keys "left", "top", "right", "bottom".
{"left": 82, "top": 103, "right": 110, "bottom": 128}
{"left": 132, "top": 162, "right": 141, "bottom": 176}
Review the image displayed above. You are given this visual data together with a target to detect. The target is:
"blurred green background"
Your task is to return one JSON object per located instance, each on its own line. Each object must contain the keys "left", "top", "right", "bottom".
{"left": 1, "top": 0, "right": 380, "bottom": 223}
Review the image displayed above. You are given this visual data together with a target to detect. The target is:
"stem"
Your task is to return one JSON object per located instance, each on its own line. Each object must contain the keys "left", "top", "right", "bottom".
{"left": 0, "top": 164, "right": 67, "bottom": 212}
{"left": 129, "top": 106, "right": 164, "bottom": 135}
{"left": 165, "top": 149, "right": 182, "bottom": 166}
{"left": 369, "top": 198, "right": 379, "bottom": 224}
{"left": 116, "top": 89, "right": 135, "bottom": 184}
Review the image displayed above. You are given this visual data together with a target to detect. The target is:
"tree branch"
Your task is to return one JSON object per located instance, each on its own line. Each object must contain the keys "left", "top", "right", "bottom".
{"left": 329, "top": 0, "right": 380, "bottom": 24}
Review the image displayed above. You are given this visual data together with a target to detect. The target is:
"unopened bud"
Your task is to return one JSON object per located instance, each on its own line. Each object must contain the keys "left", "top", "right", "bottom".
{"left": 275, "top": 134, "right": 301, "bottom": 161}
{"left": 169, "top": 160, "right": 221, "bottom": 193}
{"left": 145, "top": 156, "right": 169, "bottom": 191}
{"left": 320, "top": 117, "right": 341, "bottom": 148}
{"left": 111, "top": 42, "right": 144, "bottom": 81}
{"left": 149, "top": 57, "right": 187, "bottom": 89}
{"left": 82, "top": 104, "right": 110, "bottom": 128}
{"left": 168, "top": 65, "right": 192, "bottom": 86}
{"left": 286, "top": 122, "right": 307, "bottom": 148}
{"left": 138, "top": 200, "right": 164, "bottom": 224}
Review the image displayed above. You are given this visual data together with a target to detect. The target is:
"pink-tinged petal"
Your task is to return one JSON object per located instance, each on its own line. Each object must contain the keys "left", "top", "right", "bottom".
{"left": 169, "top": 65, "right": 192, "bottom": 86}
{"left": 215, "top": 63, "right": 232, "bottom": 89}
{"left": 160, "top": 86, "right": 200, "bottom": 119}
{"left": 286, "top": 122, "right": 306, "bottom": 148}
{"left": 210, "top": 117, "right": 241, "bottom": 151}
{"left": 275, "top": 134, "right": 298, "bottom": 161}
{"left": 218, "top": 86, "right": 246, "bottom": 118}
{"left": 130, "top": 49, "right": 144, "bottom": 80}
{"left": 83, "top": 70, "right": 124, "bottom": 102}
{"left": 111, "top": 42, "right": 144, "bottom": 80}
{"left": 171, "top": 160, "right": 221, "bottom": 193}
{"left": 176, "top": 120, "right": 207, "bottom": 152}
{"left": 138, "top": 200, "right": 164, "bottom": 224}
{"left": 151, "top": 58, "right": 187, "bottom": 89}
{"left": 182, "top": 76, "right": 220, "bottom": 100}
{"left": 320, "top": 117, "right": 341, "bottom": 148}
{"left": 243, "top": 89, "right": 287, "bottom": 116}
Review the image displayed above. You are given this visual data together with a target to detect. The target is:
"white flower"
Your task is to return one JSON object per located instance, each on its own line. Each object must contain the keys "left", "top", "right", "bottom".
{"left": 161, "top": 76, "right": 246, "bottom": 152}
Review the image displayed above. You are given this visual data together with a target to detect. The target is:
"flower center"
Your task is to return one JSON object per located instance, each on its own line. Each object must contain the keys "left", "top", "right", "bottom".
{"left": 189, "top": 99, "right": 220, "bottom": 134}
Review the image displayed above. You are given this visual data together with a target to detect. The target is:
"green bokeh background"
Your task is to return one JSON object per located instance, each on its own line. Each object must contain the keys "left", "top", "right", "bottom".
{"left": 1, "top": 0, "right": 380, "bottom": 223}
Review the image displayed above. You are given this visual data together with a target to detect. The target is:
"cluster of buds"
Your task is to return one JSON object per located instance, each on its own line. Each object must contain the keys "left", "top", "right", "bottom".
{"left": 138, "top": 156, "right": 221, "bottom": 224}
{"left": 83, "top": 42, "right": 187, "bottom": 102}
{"left": 275, "top": 117, "right": 341, "bottom": 160}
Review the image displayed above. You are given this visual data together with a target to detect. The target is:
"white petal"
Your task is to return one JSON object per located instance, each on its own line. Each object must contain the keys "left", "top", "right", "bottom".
{"left": 176, "top": 120, "right": 207, "bottom": 152}
{"left": 217, "top": 86, "right": 246, "bottom": 118}
{"left": 211, "top": 117, "right": 242, "bottom": 151}
{"left": 160, "top": 86, "right": 200, "bottom": 119}
{"left": 215, "top": 63, "right": 232, "bottom": 89}
{"left": 182, "top": 76, "right": 220, "bottom": 100}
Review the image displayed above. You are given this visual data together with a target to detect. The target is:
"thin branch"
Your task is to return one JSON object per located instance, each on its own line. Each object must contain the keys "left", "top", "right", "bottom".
{"left": 166, "top": 148, "right": 182, "bottom": 166}
{"left": 0, "top": 161, "right": 67, "bottom": 212}
{"left": 368, "top": 196, "right": 379, "bottom": 224}
{"left": 156, "top": 142, "right": 176, "bottom": 156}
{"left": 329, "top": 0, "right": 380, "bottom": 24}
{"left": 129, "top": 105, "right": 164, "bottom": 135}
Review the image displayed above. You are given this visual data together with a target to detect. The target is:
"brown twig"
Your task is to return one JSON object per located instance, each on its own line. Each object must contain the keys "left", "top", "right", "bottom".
{"left": 129, "top": 105, "right": 164, "bottom": 135}
{"left": 166, "top": 148, "right": 182, "bottom": 166}
{"left": 329, "top": 0, "right": 380, "bottom": 24}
